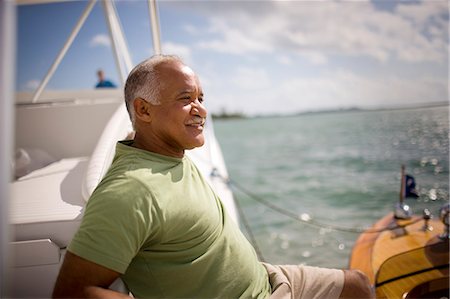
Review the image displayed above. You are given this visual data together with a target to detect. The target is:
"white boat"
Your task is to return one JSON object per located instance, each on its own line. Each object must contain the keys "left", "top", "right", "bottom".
{"left": 2, "top": 1, "right": 238, "bottom": 297}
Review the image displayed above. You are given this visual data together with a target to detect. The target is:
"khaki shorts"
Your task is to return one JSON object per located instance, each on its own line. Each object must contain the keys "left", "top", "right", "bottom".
{"left": 262, "top": 263, "right": 344, "bottom": 299}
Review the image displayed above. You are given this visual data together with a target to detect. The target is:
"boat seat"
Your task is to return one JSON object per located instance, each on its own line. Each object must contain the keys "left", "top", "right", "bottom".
{"left": 11, "top": 104, "right": 134, "bottom": 297}
{"left": 11, "top": 104, "right": 133, "bottom": 248}
{"left": 11, "top": 157, "right": 88, "bottom": 248}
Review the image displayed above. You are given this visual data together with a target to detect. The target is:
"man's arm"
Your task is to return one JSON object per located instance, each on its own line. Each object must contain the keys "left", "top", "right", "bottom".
{"left": 52, "top": 251, "right": 131, "bottom": 299}
{"left": 339, "top": 269, "right": 374, "bottom": 298}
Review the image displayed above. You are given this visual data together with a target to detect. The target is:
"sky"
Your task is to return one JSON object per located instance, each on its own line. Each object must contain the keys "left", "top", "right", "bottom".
{"left": 17, "top": 0, "right": 449, "bottom": 116}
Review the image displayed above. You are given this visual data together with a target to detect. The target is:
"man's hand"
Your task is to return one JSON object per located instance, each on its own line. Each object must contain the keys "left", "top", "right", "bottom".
{"left": 339, "top": 269, "right": 374, "bottom": 298}
{"left": 52, "top": 251, "right": 131, "bottom": 299}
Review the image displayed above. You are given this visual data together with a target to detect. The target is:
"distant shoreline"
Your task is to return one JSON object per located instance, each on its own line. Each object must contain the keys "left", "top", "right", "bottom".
{"left": 293, "top": 101, "right": 449, "bottom": 117}
{"left": 212, "top": 101, "right": 449, "bottom": 120}
{"left": 211, "top": 112, "right": 246, "bottom": 120}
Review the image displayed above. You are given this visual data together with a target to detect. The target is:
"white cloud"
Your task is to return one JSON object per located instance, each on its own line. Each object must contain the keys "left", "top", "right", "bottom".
{"left": 283, "top": 71, "right": 448, "bottom": 111}
{"left": 162, "top": 41, "right": 192, "bottom": 64}
{"left": 187, "top": 1, "right": 448, "bottom": 64}
{"left": 169, "top": 1, "right": 448, "bottom": 115}
{"left": 396, "top": 1, "right": 448, "bottom": 27}
{"left": 299, "top": 52, "right": 328, "bottom": 65}
{"left": 24, "top": 79, "right": 40, "bottom": 91}
{"left": 277, "top": 55, "right": 292, "bottom": 65}
{"left": 183, "top": 24, "right": 199, "bottom": 35}
{"left": 203, "top": 68, "right": 448, "bottom": 115}
{"left": 231, "top": 67, "right": 271, "bottom": 90}
{"left": 89, "top": 34, "right": 111, "bottom": 48}
{"left": 198, "top": 18, "right": 272, "bottom": 55}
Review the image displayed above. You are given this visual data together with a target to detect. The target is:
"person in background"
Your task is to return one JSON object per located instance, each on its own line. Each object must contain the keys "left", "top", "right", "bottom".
{"left": 53, "top": 55, "right": 373, "bottom": 299}
{"left": 95, "top": 69, "right": 116, "bottom": 88}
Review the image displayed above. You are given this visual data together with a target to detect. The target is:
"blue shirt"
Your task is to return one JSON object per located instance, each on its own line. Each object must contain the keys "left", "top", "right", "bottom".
{"left": 95, "top": 80, "right": 116, "bottom": 88}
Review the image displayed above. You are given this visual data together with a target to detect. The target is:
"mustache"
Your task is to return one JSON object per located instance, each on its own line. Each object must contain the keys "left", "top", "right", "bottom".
{"left": 186, "top": 116, "right": 206, "bottom": 125}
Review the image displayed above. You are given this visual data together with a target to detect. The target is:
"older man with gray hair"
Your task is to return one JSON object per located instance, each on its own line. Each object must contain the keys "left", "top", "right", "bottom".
{"left": 53, "top": 55, "right": 372, "bottom": 299}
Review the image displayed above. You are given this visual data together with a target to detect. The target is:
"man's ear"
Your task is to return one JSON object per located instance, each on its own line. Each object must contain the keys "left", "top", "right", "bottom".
{"left": 133, "top": 98, "right": 153, "bottom": 123}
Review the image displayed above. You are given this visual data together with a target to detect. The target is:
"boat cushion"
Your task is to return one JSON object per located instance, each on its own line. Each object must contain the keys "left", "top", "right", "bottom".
{"left": 81, "top": 104, "right": 133, "bottom": 201}
{"left": 11, "top": 157, "right": 88, "bottom": 248}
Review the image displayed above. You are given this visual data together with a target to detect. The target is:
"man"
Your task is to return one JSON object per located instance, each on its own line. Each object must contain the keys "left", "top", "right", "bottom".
{"left": 95, "top": 69, "right": 116, "bottom": 88}
{"left": 53, "top": 55, "right": 372, "bottom": 298}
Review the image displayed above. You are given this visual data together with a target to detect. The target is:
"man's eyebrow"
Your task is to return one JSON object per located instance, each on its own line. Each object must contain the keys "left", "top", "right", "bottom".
{"left": 176, "top": 90, "right": 201, "bottom": 97}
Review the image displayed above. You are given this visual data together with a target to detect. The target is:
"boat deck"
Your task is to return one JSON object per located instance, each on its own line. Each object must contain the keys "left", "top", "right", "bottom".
{"left": 350, "top": 213, "right": 449, "bottom": 298}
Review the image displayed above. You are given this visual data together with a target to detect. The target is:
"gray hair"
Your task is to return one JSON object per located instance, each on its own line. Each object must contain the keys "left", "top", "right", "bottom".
{"left": 124, "top": 54, "right": 183, "bottom": 126}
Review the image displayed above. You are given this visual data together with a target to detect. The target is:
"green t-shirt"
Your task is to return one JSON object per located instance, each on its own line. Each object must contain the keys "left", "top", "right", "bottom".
{"left": 69, "top": 141, "right": 270, "bottom": 298}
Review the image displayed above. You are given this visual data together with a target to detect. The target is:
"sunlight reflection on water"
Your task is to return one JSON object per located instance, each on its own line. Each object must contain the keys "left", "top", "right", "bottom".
{"left": 216, "top": 106, "right": 449, "bottom": 268}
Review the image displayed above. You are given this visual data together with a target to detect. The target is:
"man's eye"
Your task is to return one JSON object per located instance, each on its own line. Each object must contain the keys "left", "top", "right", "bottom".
{"left": 179, "top": 96, "right": 191, "bottom": 102}
{"left": 198, "top": 97, "right": 204, "bottom": 103}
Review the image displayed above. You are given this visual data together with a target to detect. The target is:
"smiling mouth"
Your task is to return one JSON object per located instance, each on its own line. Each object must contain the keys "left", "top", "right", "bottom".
{"left": 186, "top": 116, "right": 206, "bottom": 129}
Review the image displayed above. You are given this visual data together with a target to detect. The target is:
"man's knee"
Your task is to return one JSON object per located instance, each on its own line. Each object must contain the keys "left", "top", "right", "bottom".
{"left": 340, "top": 269, "right": 373, "bottom": 298}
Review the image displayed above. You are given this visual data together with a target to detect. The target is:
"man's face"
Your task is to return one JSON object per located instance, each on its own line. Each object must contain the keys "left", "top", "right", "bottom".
{"left": 147, "top": 61, "right": 207, "bottom": 156}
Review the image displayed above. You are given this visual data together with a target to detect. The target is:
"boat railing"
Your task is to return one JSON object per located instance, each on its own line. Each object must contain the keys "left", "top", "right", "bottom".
{"left": 16, "top": 89, "right": 123, "bottom": 105}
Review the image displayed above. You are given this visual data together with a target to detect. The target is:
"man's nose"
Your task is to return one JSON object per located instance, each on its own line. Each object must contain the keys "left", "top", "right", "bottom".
{"left": 191, "top": 99, "right": 207, "bottom": 117}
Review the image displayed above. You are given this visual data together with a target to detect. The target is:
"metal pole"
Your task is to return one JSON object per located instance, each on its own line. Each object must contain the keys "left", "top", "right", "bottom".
{"left": 0, "top": 0, "right": 16, "bottom": 296}
{"left": 110, "top": 2, "right": 133, "bottom": 73}
{"left": 31, "top": 0, "right": 96, "bottom": 103}
{"left": 399, "top": 165, "right": 405, "bottom": 204}
{"left": 102, "top": 0, "right": 133, "bottom": 84}
{"left": 148, "top": 0, "right": 162, "bottom": 55}
{"left": 102, "top": 0, "right": 125, "bottom": 84}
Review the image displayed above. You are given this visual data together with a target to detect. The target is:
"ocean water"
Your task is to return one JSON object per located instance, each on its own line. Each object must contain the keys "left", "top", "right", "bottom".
{"left": 214, "top": 106, "right": 449, "bottom": 268}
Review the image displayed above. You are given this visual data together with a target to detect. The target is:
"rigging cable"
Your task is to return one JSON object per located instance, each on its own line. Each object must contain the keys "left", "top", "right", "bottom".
{"left": 233, "top": 191, "right": 266, "bottom": 262}
{"left": 209, "top": 168, "right": 265, "bottom": 261}
{"left": 216, "top": 174, "right": 422, "bottom": 234}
